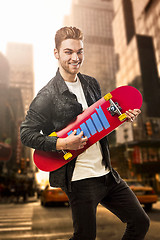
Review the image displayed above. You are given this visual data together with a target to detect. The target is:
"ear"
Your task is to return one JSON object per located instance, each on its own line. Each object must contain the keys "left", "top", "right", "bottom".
{"left": 54, "top": 48, "right": 59, "bottom": 59}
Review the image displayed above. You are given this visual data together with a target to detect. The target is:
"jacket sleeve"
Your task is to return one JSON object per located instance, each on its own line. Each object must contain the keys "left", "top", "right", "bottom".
{"left": 20, "top": 89, "right": 58, "bottom": 152}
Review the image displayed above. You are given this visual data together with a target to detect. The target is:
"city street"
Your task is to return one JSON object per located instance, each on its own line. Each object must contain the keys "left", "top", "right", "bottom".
{"left": 0, "top": 199, "right": 159, "bottom": 240}
{"left": 0, "top": 1, "right": 160, "bottom": 240}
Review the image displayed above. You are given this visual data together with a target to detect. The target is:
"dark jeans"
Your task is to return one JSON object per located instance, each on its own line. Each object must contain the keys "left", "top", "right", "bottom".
{"left": 66, "top": 172, "right": 150, "bottom": 240}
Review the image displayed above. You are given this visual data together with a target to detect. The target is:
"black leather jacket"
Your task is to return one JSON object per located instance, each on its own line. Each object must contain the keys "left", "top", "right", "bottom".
{"left": 20, "top": 69, "right": 120, "bottom": 191}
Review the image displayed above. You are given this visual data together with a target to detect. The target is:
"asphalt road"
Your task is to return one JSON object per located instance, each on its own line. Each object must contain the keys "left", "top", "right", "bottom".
{"left": 0, "top": 199, "right": 159, "bottom": 240}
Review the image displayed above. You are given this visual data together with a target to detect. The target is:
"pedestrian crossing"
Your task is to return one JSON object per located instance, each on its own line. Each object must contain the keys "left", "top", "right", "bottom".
{"left": 0, "top": 203, "right": 102, "bottom": 239}
{"left": 0, "top": 203, "right": 33, "bottom": 238}
{"left": 0, "top": 203, "right": 72, "bottom": 240}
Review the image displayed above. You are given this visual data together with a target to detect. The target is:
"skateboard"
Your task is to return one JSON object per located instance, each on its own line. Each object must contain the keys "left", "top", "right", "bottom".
{"left": 33, "top": 86, "right": 143, "bottom": 172}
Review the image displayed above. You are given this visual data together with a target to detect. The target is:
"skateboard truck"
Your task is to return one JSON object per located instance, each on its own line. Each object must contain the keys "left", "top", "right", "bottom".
{"left": 62, "top": 150, "right": 72, "bottom": 160}
{"left": 49, "top": 132, "right": 73, "bottom": 160}
{"left": 104, "top": 93, "right": 127, "bottom": 122}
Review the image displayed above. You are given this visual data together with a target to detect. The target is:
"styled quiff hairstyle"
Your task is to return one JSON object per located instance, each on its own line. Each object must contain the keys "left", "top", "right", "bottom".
{"left": 55, "top": 26, "right": 84, "bottom": 51}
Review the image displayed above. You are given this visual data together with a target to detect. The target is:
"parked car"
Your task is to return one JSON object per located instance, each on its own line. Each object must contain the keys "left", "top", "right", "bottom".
{"left": 125, "top": 179, "right": 158, "bottom": 211}
{"left": 40, "top": 185, "right": 69, "bottom": 206}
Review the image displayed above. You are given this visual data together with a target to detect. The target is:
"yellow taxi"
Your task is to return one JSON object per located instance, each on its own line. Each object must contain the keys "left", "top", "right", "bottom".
{"left": 40, "top": 185, "right": 69, "bottom": 207}
{"left": 125, "top": 179, "right": 158, "bottom": 211}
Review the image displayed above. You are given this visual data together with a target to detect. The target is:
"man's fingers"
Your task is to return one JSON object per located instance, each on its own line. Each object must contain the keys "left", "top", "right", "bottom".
{"left": 128, "top": 109, "right": 141, "bottom": 116}
{"left": 77, "top": 131, "right": 88, "bottom": 141}
{"left": 135, "top": 109, "right": 141, "bottom": 113}
{"left": 72, "top": 129, "right": 77, "bottom": 135}
{"left": 78, "top": 131, "right": 84, "bottom": 138}
{"left": 126, "top": 109, "right": 141, "bottom": 122}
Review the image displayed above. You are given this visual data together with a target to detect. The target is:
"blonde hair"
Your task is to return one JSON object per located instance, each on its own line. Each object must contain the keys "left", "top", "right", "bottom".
{"left": 55, "top": 26, "right": 84, "bottom": 51}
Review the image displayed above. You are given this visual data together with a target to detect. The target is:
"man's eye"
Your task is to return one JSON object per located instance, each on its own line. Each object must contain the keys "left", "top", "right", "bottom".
{"left": 78, "top": 50, "right": 83, "bottom": 54}
{"left": 65, "top": 51, "right": 72, "bottom": 54}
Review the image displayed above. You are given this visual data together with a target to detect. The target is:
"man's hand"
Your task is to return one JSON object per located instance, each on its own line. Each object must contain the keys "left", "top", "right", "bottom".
{"left": 56, "top": 130, "right": 88, "bottom": 151}
{"left": 125, "top": 109, "right": 141, "bottom": 122}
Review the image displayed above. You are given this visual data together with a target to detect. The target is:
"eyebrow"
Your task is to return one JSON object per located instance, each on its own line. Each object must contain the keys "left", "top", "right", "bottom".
{"left": 63, "top": 48, "right": 83, "bottom": 51}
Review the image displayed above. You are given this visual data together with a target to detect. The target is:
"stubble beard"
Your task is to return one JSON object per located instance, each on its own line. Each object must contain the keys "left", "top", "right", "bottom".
{"left": 60, "top": 61, "right": 82, "bottom": 76}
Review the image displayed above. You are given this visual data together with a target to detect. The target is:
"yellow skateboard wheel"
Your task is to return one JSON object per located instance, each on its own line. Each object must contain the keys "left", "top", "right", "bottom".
{"left": 104, "top": 93, "right": 112, "bottom": 101}
{"left": 64, "top": 152, "right": 73, "bottom": 161}
{"left": 49, "top": 132, "right": 57, "bottom": 137}
{"left": 118, "top": 113, "right": 127, "bottom": 122}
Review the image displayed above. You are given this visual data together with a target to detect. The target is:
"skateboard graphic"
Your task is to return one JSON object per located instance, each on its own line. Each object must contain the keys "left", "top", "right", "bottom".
{"left": 33, "top": 86, "right": 143, "bottom": 172}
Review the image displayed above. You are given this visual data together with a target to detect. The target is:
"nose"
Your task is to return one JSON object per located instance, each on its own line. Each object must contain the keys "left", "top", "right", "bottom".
{"left": 72, "top": 52, "right": 79, "bottom": 61}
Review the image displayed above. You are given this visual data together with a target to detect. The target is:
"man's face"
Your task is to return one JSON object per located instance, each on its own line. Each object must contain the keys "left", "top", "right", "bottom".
{"left": 54, "top": 39, "right": 84, "bottom": 76}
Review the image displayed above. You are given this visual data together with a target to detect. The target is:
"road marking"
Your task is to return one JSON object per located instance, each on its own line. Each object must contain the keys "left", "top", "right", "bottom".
{"left": 0, "top": 204, "right": 33, "bottom": 234}
{"left": 0, "top": 231, "right": 72, "bottom": 239}
{"left": 0, "top": 218, "right": 31, "bottom": 221}
{"left": 0, "top": 221, "right": 32, "bottom": 226}
{"left": 0, "top": 227, "right": 32, "bottom": 232}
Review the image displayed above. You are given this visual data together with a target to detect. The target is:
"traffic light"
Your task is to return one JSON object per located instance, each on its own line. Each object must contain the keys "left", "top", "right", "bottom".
{"left": 145, "top": 121, "right": 153, "bottom": 136}
{"left": 152, "top": 120, "right": 160, "bottom": 135}
{"left": 20, "top": 158, "right": 26, "bottom": 169}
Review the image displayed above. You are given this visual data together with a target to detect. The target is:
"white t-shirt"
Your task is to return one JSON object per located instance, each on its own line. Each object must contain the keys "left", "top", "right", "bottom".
{"left": 65, "top": 77, "right": 110, "bottom": 181}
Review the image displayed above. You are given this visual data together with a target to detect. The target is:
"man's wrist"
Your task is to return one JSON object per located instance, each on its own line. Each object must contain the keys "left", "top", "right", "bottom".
{"left": 65, "top": 138, "right": 68, "bottom": 150}
{"left": 56, "top": 138, "right": 68, "bottom": 150}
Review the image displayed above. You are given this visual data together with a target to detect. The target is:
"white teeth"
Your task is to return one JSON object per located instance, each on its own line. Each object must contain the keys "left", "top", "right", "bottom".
{"left": 70, "top": 62, "right": 80, "bottom": 66}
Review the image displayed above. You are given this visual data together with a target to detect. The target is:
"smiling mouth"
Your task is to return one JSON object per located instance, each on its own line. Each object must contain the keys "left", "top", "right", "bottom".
{"left": 70, "top": 62, "right": 81, "bottom": 66}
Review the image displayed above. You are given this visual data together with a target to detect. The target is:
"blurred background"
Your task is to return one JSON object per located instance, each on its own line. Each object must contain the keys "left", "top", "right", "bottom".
{"left": 0, "top": 0, "right": 160, "bottom": 239}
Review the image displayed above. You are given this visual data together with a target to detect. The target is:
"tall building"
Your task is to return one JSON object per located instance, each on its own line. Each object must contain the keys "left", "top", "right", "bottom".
{"left": 6, "top": 43, "right": 35, "bottom": 176}
{"left": 132, "top": 0, "right": 160, "bottom": 76}
{"left": 112, "top": 0, "right": 160, "bottom": 192}
{"left": 6, "top": 42, "right": 34, "bottom": 115}
{"left": 113, "top": 0, "right": 160, "bottom": 117}
{"left": 0, "top": 52, "right": 10, "bottom": 87}
{"left": 0, "top": 53, "right": 24, "bottom": 175}
{"left": 64, "top": 0, "right": 116, "bottom": 95}
{"left": 113, "top": 0, "right": 160, "bottom": 139}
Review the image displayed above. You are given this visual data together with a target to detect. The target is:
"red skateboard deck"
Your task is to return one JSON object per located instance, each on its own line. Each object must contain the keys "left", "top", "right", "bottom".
{"left": 33, "top": 86, "right": 143, "bottom": 172}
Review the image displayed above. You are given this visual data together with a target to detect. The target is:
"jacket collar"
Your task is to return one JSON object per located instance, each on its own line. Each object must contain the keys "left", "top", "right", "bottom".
{"left": 55, "top": 69, "right": 69, "bottom": 94}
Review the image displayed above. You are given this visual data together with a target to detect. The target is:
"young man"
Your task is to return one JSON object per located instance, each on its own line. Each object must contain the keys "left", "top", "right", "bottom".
{"left": 20, "top": 26, "right": 150, "bottom": 240}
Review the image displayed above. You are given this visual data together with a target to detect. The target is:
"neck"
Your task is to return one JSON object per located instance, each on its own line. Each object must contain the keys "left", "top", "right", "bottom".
{"left": 59, "top": 68, "right": 77, "bottom": 82}
{"left": 64, "top": 75, "right": 77, "bottom": 83}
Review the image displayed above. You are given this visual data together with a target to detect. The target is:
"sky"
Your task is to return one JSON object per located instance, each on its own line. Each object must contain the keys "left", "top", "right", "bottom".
{"left": 0, "top": 0, "right": 72, "bottom": 94}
